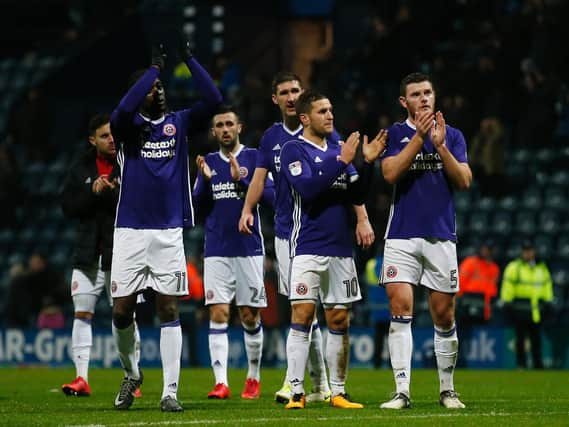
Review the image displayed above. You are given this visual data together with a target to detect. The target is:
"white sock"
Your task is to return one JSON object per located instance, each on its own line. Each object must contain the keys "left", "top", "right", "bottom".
{"left": 72, "top": 318, "right": 92, "bottom": 381}
{"left": 134, "top": 320, "right": 141, "bottom": 366}
{"left": 286, "top": 323, "right": 310, "bottom": 395}
{"left": 112, "top": 321, "right": 140, "bottom": 379}
{"left": 209, "top": 321, "right": 229, "bottom": 386}
{"left": 434, "top": 322, "right": 458, "bottom": 393}
{"left": 308, "top": 319, "right": 330, "bottom": 393}
{"left": 242, "top": 321, "right": 263, "bottom": 381}
{"left": 326, "top": 329, "right": 349, "bottom": 396}
{"left": 160, "top": 320, "right": 182, "bottom": 399}
{"left": 388, "top": 316, "right": 413, "bottom": 396}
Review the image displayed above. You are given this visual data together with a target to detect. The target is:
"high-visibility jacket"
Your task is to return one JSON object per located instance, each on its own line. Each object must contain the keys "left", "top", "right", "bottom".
{"left": 458, "top": 255, "right": 500, "bottom": 320}
{"left": 500, "top": 258, "right": 553, "bottom": 323}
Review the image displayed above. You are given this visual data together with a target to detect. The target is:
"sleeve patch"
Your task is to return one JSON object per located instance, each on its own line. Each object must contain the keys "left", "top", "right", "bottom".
{"left": 288, "top": 161, "right": 302, "bottom": 176}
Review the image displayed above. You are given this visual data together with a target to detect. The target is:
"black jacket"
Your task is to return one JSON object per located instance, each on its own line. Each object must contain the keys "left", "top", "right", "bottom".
{"left": 60, "top": 147, "right": 119, "bottom": 271}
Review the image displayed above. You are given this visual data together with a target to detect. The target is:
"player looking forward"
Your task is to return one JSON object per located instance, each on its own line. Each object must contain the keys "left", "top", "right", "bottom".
{"left": 280, "top": 90, "right": 387, "bottom": 409}
{"left": 378, "top": 72, "right": 471, "bottom": 410}
{"left": 239, "top": 72, "right": 374, "bottom": 403}
{"left": 193, "top": 105, "right": 274, "bottom": 400}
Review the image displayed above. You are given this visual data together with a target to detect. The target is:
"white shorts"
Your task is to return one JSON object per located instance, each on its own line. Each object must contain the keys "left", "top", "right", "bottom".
{"left": 381, "top": 238, "right": 459, "bottom": 293}
{"left": 111, "top": 227, "right": 188, "bottom": 298}
{"left": 274, "top": 236, "right": 291, "bottom": 296}
{"left": 204, "top": 256, "right": 267, "bottom": 307}
{"left": 70, "top": 257, "right": 112, "bottom": 306}
{"left": 289, "top": 255, "right": 361, "bottom": 305}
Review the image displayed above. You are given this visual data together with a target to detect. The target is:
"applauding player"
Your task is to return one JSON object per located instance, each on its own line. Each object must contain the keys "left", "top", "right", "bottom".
{"left": 109, "top": 43, "right": 222, "bottom": 412}
{"left": 280, "top": 90, "right": 387, "bottom": 409}
{"left": 193, "top": 106, "right": 274, "bottom": 400}
{"left": 378, "top": 72, "right": 471, "bottom": 410}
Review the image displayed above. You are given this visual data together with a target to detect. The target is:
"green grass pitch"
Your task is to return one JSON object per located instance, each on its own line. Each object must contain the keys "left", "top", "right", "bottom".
{"left": 0, "top": 367, "right": 568, "bottom": 426}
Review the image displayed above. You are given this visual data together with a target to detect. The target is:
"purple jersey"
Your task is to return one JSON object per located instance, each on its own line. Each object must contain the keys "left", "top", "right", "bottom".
{"left": 256, "top": 123, "right": 351, "bottom": 239}
{"left": 281, "top": 136, "right": 362, "bottom": 257}
{"left": 382, "top": 119, "right": 468, "bottom": 241}
{"left": 111, "top": 60, "right": 222, "bottom": 229}
{"left": 193, "top": 146, "right": 275, "bottom": 257}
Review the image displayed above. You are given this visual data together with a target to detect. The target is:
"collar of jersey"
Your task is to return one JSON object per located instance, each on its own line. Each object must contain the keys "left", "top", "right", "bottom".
{"left": 299, "top": 135, "right": 328, "bottom": 152}
{"left": 218, "top": 144, "right": 244, "bottom": 162}
{"left": 405, "top": 118, "right": 416, "bottom": 130}
{"left": 281, "top": 122, "right": 303, "bottom": 136}
{"left": 139, "top": 113, "right": 166, "bottom": 125}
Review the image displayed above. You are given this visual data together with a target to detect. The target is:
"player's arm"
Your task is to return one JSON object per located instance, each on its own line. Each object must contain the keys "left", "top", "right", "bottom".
{"left": 352, "top": 204, "right": 374, "bottom": 249}
{"left": 381, "top": 111, "right": 432, "bottom": 184}
{"left": 110, "top": 48, "right": 163, "bottom": 134}
{"left": 431, "top": 111, "right": 472, "bottom": 191}
{"left": 180, "top": 43, "right": 223, "bottom": 123}
{"left": 192, "top": 156, "right": 212, "bottom": 201}
{"left": 238, "top": 167, "right": 268, "bottom": 234}
{"left": 281, "top": 133, "right": 359, "bottom": 201}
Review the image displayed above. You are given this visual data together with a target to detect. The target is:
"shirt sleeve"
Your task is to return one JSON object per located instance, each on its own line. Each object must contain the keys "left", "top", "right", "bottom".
{"left": 110, "top": 67, "right": 159, "bottom": 138}
{"left": 256, "top": 130, "right": 272, "bottom": 169}
{"left": 180, "top": 57, "right": 223, "bottom": 130}
{"left": 191, "top": 167, "right": 213, "bottom": 217}
{"left": 280, "top": 142, "right": 347, "bottom": 201}
{"left": 380, "top": 124, "right": 402, "bottom": 159}
{"left": 448, "top": 127, "right": 468, "bottom": 163}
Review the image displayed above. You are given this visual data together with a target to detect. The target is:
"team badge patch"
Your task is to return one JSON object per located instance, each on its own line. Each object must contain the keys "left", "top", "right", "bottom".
{"left": 111, "top": 281, "right": 118, "bottom": 294}
{"left": 295, "top": 283, "right": 308, "bottom": 296}
{"left": 239, "top": 166, "right": 248, "bottom": 178}
{"left": 386, "top": 265, "right": 398, "bottom": 279}
{"left": 163, "top": 123, "right": 176, "bottom": 136}
{"left": 288, "top": 161, "right": 302, "bottom": 176}
{"left": 71, "top": 281, "right": 79, "bottom": 292}
{"left": 206, "top": 290, "right": 215, "bottom": 300}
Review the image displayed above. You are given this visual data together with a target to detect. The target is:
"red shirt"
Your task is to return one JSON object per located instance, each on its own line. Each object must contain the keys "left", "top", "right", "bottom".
{"left": 96, "top": 155, "right": 113, "bottom": 177}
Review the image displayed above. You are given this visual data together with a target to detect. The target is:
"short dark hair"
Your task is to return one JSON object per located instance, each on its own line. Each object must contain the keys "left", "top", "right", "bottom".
{"left": 295, "top": 90, "right": 327, "bottom": 116}
{"left": 271, "top": 71, "right": 302, "bottom": 94}
{"left": 399, "top": 72, "right": 434, "bottom": 96}
{"left": 88, "top": 113, "right": 110, "bottom": 137}
{"left": 211, "top": 104, "right": 240, "bottom": 125}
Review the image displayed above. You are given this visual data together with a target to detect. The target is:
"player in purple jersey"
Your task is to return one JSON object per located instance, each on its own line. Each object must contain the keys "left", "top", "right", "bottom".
{"left": 238, "top": 72, "right": 374, "bottom": 404}
{"left": 378, "top": 73, "right": 472, "bottom": 410}
{"left": 281, "top": 90, "right": 387, "bottom": 410}
{"left": 109, "top": 43, "right": 222, "bottom": 412}
{"left": 193, "top": 106, "right": 274, "bottom": 400}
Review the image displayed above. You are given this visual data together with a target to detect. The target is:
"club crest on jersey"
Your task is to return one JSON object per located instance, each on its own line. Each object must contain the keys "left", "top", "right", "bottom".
{"left": 239, "top": 166, "right": 248, "bottom": 178}
{"left": 386, "top": 265, "right": 398, "bottom": 278}
{"left": 72, "top": 281, "right": 79, "bottom": 292}
{"left": 288, "top": 160, "right": 302, "bottom": 176}
{"left": 163, "top": 123, "right": 176, "bottom": 136}
{"left": 111, "top": 281, "right": 118, "bottom": 293}
{"left": 206, "top": 290, "right": 215, "bottom": 300}
{"left": 296, "top": 283, "right": 308, "bottom": 296}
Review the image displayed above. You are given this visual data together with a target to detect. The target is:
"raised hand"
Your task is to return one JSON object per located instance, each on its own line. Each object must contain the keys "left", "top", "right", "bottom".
{"left": 179, "top": 39, "right": 194, "bottom": 60}
{"left": 339, "top": 131, "right": 360, "bottom": 164}
{"left": 415, "top": 109, "right": 434, "bottom": 139}
{"left": 430, "top": 111, "right": 447, "bottom": 148}
{"left": 362, "top": 129, "right": 388, "bottom": 163}
{"left": 229, "top": 153, "right": 241, "bottom": 181}
{"left": 151, "top": 43, "right": 167, "bottom": 71}
{"left": 196, "top": 155, "right": 212, "bottom": 180}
